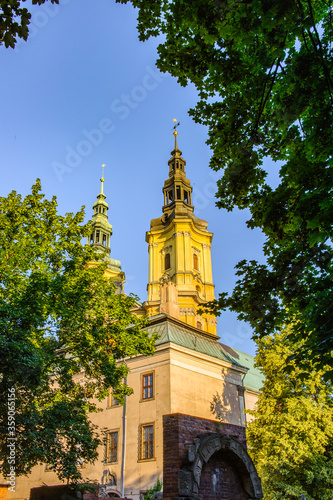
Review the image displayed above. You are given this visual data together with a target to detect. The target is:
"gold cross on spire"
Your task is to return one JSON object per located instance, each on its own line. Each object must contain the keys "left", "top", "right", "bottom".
{"left": 172, "top": 119, "right": 180, "bottom": 150}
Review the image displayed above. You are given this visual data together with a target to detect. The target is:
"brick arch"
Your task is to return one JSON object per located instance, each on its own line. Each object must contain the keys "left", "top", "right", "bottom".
{"left": 178, "top": 433, "right": 263, "bottom": 499}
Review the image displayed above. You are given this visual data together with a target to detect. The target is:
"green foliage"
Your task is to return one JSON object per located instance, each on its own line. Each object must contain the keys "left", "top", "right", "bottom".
{"left": 144, "top": 478, "right": 163, "bottom": 499}
{"left": 119, "top": 0, "right": 333, "bottom": 371}
{"left": 0, "top": 180, "right": 156, "bottom": 483}
{"left": 0, "top": 0, "right": 59, "bottom": 48}
{"left": 246, "top": 328, "right": 333, "bottom": 500}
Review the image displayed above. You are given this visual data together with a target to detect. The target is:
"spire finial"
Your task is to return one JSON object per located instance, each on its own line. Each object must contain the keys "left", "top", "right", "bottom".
{"left": 172, "top": 119, "right": 180, "bottom": 150}
{"left": 100, "top": 164, "right": 106, "bottom": 194}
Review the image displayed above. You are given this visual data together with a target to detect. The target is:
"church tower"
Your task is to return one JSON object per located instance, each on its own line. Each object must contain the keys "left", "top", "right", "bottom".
{"left": 144, "top": 130, "right": 217, "bottom": 336}
{"left": 87, "top": 166, "right": 125, "bottom": 291}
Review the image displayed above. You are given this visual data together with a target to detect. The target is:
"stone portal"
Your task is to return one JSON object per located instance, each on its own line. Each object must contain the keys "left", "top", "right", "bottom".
{"left": 163, "top": 413, "right": 262, "bottom": 500}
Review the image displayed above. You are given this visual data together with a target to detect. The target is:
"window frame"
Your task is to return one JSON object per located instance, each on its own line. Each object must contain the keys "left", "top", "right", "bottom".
{"left": 141, "top": 371, "right": 154, "bottom": 401}
{"left": 107, "top": 390, "right": 120, "bottom": 408}
{"left": 105, "top": 430, "right": 119, "bottom": 464}
{"left": 139, "top": 423, "right": 155, "bottom": 461}
{"left": 164, "top": 252, "right": 171, "bottom": 270}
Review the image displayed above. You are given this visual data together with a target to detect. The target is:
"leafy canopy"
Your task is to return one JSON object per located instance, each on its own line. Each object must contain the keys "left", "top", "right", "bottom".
{"left": 117, "top": 0, "right": 333, "bottom": 371}
{"left": 246, "top": 327, "right": 333, "bottom": 500}
{"left": 0, "top": 180, "right": 156, "bottom": 483}
{"left": 0, "top": 0, "right": 59, "bottom": 48}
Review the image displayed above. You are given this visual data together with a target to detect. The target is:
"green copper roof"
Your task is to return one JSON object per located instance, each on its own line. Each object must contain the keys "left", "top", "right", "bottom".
{"left": 144, "top": 315, "right": 264, "bottom": 393}
{"left": 145, "top": 316, "right": 243, "bottom": 367}
{"left": 220, "top": 344, "right": 264, "bottom": 393}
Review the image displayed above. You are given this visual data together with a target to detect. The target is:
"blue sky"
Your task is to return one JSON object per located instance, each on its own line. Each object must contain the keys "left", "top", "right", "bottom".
{"left": 0, "top": 0, "right": 278, "bottom": 356}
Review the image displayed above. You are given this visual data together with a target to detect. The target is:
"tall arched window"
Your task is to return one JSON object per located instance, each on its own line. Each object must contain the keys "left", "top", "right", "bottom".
{"left": 193, "top": 253, "right": 199, "bottom": 270}
{"left": 165, "top": 253, "right": 171, "bottom": 270}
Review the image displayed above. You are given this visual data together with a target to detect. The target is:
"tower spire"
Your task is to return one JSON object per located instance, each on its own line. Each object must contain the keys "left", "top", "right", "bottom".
{"left": 87, "top": 164, "right": 125, "bottom": 292}
{"left": 172, "top": 119, "right": 180, "bottom": 151}
{"left": 100, "top": 163, "right": 106, "bottom": 195}
{"left": 162, "top": 121, "right": 194, "bottom": 214}
{"left": 88, "top": 164, "right": 113, "bottom": 254}
{"left": 145, "top": 130, "right": 217, "bottom": 336}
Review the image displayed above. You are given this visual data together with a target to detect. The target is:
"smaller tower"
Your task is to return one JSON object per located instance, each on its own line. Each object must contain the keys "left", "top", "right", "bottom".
{"left": 88, "top": 165, "right": 125, "bottom": 292}
{"left": 89, "top": 164, "right": 113, "bottom": 253}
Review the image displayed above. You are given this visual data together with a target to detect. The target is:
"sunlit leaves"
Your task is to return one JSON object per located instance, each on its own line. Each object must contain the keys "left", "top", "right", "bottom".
{"left": 0, "top": 181, "right": 156, "bottom": 483}
{"left": 247, "top": 328, "right": 333, "bottom": 500}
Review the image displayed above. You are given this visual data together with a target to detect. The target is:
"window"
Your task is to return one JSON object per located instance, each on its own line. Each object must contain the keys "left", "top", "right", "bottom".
{"left": 110, "top": 394, "right": 120, "bottom": 407}
{"left": 164, "top": 253, "right": 171, "bottom": 270}
{"left": 168, "top": 189, "right": 174, "bottom": 203}
{"left": 176, "top": 186, "right": 181, "bottom": 199}
{"left": 142, "top": 373, "right": 154, "bottom": 400}
{"left": 196, "top": 321, "right": 202, "bottom": 330}
{"left": 139, "top": 424, "right": 154, "bottom": 460}
{"left": 107, "top": 390, "right": 120, "bottom": 407}
{"left": 184, "top": 190, "right": 189, "bottom": 203}
{"left": 96, "top": 231, "right": 100, "bottom": 243}
{"left": 111, "top": 395, "right": 119, "bottom": 406}
{"left": 106, "top": 431, "right": 118, "bottom": 463}
{"left": 193, "top": 253, "right": 199, "bottom": 270}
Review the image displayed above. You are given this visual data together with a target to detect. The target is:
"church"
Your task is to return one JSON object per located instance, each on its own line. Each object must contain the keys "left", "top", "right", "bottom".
{"left": 6, "top": 131, "right": 264, "bottom": 500}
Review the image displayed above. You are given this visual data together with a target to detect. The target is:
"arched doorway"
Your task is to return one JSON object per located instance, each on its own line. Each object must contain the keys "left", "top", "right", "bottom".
{"left": 178, "top": 433, "right": 262, "bottom": 499}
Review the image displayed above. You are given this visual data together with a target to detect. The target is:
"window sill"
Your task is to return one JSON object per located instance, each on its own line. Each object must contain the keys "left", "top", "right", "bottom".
{"left": 139, "top": 397, "right": 155, "bottom": 403}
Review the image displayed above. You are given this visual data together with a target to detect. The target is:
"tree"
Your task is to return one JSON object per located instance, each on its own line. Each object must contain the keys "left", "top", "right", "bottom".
{"left": 0, "top": 0, "right": 59, "bottom": 48}
{"left": 0, "top": 180, "right": 156, "bottom": 483}
{"left": 118, "top": 0, "right": 333, "bottom": 372}
{"left": 246, "top": 327, "right": 333, "bottom": 500}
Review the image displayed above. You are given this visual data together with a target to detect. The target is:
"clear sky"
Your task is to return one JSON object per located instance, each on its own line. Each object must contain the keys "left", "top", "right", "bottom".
{"left": 0, "top": 0, "right": 277, "bottom": 356}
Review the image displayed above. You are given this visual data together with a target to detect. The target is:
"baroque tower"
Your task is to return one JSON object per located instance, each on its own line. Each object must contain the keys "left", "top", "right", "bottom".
{"left": 144, "top": 130, "right": 217, "bottom": 336}
{"left": 88, "top": 167, "right": 125, "bottom": 291}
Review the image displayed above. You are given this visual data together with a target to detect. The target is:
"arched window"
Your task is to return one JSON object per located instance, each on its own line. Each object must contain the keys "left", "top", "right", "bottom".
{"left": 102, "top": 234, "right": 107, "bottom": 246}
{"left": 193, "top": 253, "right": 199, "bottom": 270}
{"left": 165, "top": 253, "right": 171, "bottom": 270}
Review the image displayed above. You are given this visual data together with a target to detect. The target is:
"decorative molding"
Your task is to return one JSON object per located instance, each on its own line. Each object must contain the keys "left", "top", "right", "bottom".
{"left": 206, "top": 318, "right": 217, "bottom": 326}
{"left": 161, "top": 245, "right": 172, "bottom": 255}
{"left": 179, "top": 308, "right": 196, "bottom": 316}
{"left": 159, "top": 274, "right": 171, "bottom": 284}
{"left": 194, "top": 273, "right": 203, "bottom": 284}
{"left": 191, "top": 245, "right": 201, "bottom": 253}
{"left": 172, "top": 231, "right": 183, "bottom": 238}
{"left": 172, "top": 231, "right": 191, "bottom": 238}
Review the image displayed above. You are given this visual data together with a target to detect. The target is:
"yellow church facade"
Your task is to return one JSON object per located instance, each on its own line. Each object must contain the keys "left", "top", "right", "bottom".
{"left": 4, "top": 133, "right": 263, "bottom": 500}
{"left": 140, "top": 131, "right": 217, "bottom": 336}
